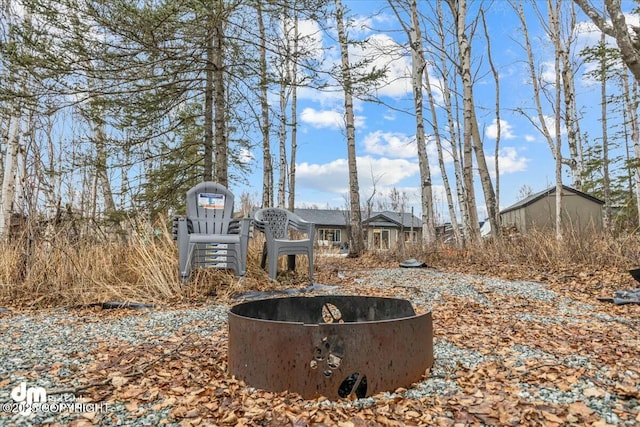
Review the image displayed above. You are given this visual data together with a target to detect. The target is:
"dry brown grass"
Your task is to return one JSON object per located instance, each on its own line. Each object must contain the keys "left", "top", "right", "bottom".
{"left": 451, "top": 228, "right": 640, "bottom": 270}
{"left": 0, "top": 221, "right": 638, "bottom": 310}
{"left": 0, "top": 221, "right": 316, "bottom": 309}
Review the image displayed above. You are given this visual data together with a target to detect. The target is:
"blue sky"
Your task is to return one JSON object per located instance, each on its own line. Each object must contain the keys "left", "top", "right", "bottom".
{"left": 231, "top": 0, "right": 636, "bottom": 222}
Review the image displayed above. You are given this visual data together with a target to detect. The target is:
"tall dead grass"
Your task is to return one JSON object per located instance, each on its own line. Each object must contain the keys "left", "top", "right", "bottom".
{"left": 1, "top": 219, "right": 638, "bottom": 309}
{"left": 0, "top": 219, "right": 308, "bottom": 308}
{"left": 462, "top": 228, "right": 640, "bottom": 270}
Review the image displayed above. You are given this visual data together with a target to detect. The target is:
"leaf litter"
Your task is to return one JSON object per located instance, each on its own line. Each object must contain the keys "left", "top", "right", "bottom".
{"left": 0, "top": 260, "right": 638, "bottom": 426}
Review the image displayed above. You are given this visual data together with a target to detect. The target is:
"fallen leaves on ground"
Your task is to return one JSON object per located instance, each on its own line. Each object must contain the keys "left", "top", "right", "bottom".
{"left": 6, "top": 257, "right": 640, "bottom": 426}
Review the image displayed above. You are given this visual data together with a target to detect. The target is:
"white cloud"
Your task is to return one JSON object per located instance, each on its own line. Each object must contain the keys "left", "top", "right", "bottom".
{"left": 300, "top": 107, "right": 365, "bottom": 130}
{"left": 238, "top": 148, "right": 253, "bottom": 164}
{"left": 536, "top": 115, "right": 566, "bottom": 138}
{"left": 349, "top": 16, "right": 375, "bottom": 37}
{"left": 383, "top": 110, "right": 396, "bottom": 121}
{"left": 296, "top": 156, "right": 420, "bottom": 194}
{"left": 485, "top": 119, "right": 516, "bottom": 140}
{"left": 524, "top": 134, "right": 536, "bottom": 142}
{"left": 360, "top": 156, "right": 420, "bottom": 185}
{"left": 300, "top": 108, "right": 343, "bottom": 129}
{"left": 363, "top": 131, "right": 416, "bottom": 158}
{"left": 485, "top": 147, "right": 529, "bottom": 176}
{"left": 349, "top": 33, "right": 413, "bottom": 98}
{"left": 296, "top": 19, "right": 324, "bottom": 61}
{"left": 541, "top": 61, "right": 556, "bottom": 85}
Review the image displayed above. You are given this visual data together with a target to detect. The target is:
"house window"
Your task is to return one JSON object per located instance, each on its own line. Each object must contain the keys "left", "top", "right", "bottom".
{"left": 373, "top": 229, "right": 390, "bottom": 249}
{"left": 404, "top": 231, "right": 417, "bottom": 242}
{"left": 318, "top": 228, "right": 341, "bottom": 243}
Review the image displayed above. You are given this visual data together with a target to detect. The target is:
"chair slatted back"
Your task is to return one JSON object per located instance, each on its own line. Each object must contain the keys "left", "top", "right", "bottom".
{"left": 186, "top": 182, "right": 234, "bottom": 234}
{"left": 257, "top": 208, "right": 290, "bottom": 240}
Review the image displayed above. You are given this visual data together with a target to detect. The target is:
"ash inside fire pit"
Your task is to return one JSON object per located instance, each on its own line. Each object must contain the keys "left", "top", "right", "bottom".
{"left": 228, "top": 295, "right": 433, "bottom": 399}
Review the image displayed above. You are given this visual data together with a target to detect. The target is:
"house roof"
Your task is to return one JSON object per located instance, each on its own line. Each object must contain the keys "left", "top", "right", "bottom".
{"left": 363, "top": 211, "right": 422, "bottom": 228}
{"left": 294, "top": 208, "right": 422, "bottom": 228}
{"left": 500, "top": 185, "right": 604, "bottom": 215}
{"left": 294, "top": 209, "right": 350, "bottom": 226}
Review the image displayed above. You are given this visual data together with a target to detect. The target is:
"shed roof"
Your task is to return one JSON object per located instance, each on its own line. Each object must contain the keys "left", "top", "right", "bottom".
{"left": 500, "top": 185, "right": 604, "bottom": 215}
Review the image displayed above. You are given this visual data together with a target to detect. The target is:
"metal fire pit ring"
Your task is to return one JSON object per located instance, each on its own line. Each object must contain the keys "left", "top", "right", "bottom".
{"left": 228, "top": 295, "right": 433, "bottom": 399}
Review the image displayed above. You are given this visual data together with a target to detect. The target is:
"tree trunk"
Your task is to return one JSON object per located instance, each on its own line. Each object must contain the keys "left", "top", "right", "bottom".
{"left": 288, "top": 7, "right": 299, "bottom": 212}
{"left": 94, "top": 123, "right": 117, "bottom": 216}
{"left": 600, "top": 32, "right": 612, "bottom": 231}
{"left": 624, "top": 73, "right": 640, "bottom": 227}
{"left": 448, "top": 0, "right": 480, "bottom": 242}
{"left": 278, "top": 77, "right": 288, "bottom": 208}
{"left": 257, "top": 1, "right": 273, "bottom": 207}
{"left": 213, "top": 6, "right": 227, "bottom": 187}
{"left": 549, "top": 0, "right": 563, "bottom": 240}
{"left": 0, "top": 115, "right": 20, "bottom": 240}
{"left": 481, "top": 8, "right": 502, "bottom": 234}
{"left": 335, "top": 0, "right": 364, "bottom": 257}
{"left": 471, "top": 108, "right": 499, "bottom": 238}
{"left": 204, "top": 13, "right": 215, "bottom": 182}
{"left": 436, "top": 4, "right": 467, "bottom": 245}
{"left": 403, "top": 0, "right": 436, "bottom": 245}
{"left": 515, "top": 0, "right": 563, "bottom": 238}
{"left": 424, "top": 43, "right": 462, "bottom": 246}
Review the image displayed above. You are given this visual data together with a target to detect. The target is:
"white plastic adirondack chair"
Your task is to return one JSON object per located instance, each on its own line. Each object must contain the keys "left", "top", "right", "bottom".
{"left": 254, "top": 207, "right": 314, "bottom": 282}
{"left": 176, "top": 182, "right": 250, "bottom": 282}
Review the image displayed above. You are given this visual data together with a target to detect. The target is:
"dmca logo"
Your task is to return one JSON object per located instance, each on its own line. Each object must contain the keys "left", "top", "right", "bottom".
{"left": 2, "top": 382, "right": 109, "bottom": 416}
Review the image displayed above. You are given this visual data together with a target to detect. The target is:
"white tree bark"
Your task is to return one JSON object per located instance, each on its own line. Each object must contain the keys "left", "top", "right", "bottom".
{"left": 257, "top": 1, "right": 273, "bottom": 208}
{"left": 447, "top": 0, "right": 487, "bottom": 242}
{"left": 389, "top": 0, "right": 437, "bottom": 246}
{"left": 335, "top": 0, "right": 364, "bottom": 256}
{"left": 623, "top": 74, "right": 640, "bottom": 226}
{"left": 288, "top": 7, "right": 299, "bottom": 212}
{"left": 549, "top": 0, "right": 564, "bottom": 240}
{"left": 0, "top": 116, "right": 21, "bottom": 240}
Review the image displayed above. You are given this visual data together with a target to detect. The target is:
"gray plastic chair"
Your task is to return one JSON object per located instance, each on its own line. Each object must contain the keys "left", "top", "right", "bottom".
{"left": 254, "top": 207, "right": 314, "bottom": 282}
{"left": 175, "top": 182, "right": 250, "bottom": 281}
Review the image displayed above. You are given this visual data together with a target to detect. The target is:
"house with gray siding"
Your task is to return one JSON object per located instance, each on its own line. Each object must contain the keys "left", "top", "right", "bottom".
{"left": 500, "top": 185, "right": 604, "bottom": 233}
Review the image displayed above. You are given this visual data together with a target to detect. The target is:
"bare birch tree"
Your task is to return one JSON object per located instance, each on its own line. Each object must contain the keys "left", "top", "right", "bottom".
{"left": 388, "top": 0, "right": 437, "bottom": 246}
{"left": 257, "top": 1, "right": 274, "bottom": 208}
{"left": 446, "top": 0, "right": 499, "bottom": 240}
{"left": 334, "top": 0, "right": 364, "bottom": 256}
{"left": 0, "top": 3, "right": 25, "bottom": 240}
{"left": 549, "top": 0, "right": 564, "bottom": 240}
{"left": 288, "top": 6, "right": 299, "bottom": 212}
{"left": 623, "top": 72, "right": 640, "bottom": 226}
{"left": 598, "top": 32, "right": 612, "bottom": 230}
{"left": 514, "top": 0, "right": 564, "bottom": 239}
{"left": 422, "top": 7, "right": 464, "bottom": 247}
{"left": 481, "top": 8, "right": 502, "bottom": 231}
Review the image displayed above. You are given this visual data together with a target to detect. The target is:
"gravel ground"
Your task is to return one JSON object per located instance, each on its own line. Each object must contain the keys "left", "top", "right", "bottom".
{"left": 1, "top": 267, "right": 639, "bottom": 426}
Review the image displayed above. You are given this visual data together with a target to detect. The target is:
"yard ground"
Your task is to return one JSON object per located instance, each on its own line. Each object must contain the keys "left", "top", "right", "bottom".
{"left": 0, "top": 256, "right": 639, "bottom": 426}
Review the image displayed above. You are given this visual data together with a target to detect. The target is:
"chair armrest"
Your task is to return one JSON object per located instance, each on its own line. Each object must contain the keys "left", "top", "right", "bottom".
{"left": 290, "top": 218, "right": 315, "bottom": 240}
{"left": 229, "top": 217, "right": 252, "bottom": 237}
{"left": 253, "top": 218, "right": 266, "bottom": 233}
{"left": 176, "top": 216, "right": 190, "bottom": 240}
{"left": 172, "top": 215, "right": 180, "bottom": 240}
{"left": 238, "top": 217, "right": 252, "bottom": 238}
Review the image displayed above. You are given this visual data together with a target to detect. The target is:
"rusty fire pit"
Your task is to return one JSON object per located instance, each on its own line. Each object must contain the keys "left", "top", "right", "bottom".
{"left": 228, "top": 295, "right": 433, "bottom": 399}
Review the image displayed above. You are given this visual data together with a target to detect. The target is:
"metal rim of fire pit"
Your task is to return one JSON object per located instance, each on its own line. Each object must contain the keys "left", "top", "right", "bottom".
{"left": 227, "top": 295, "right": 433, "bottom": 399}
